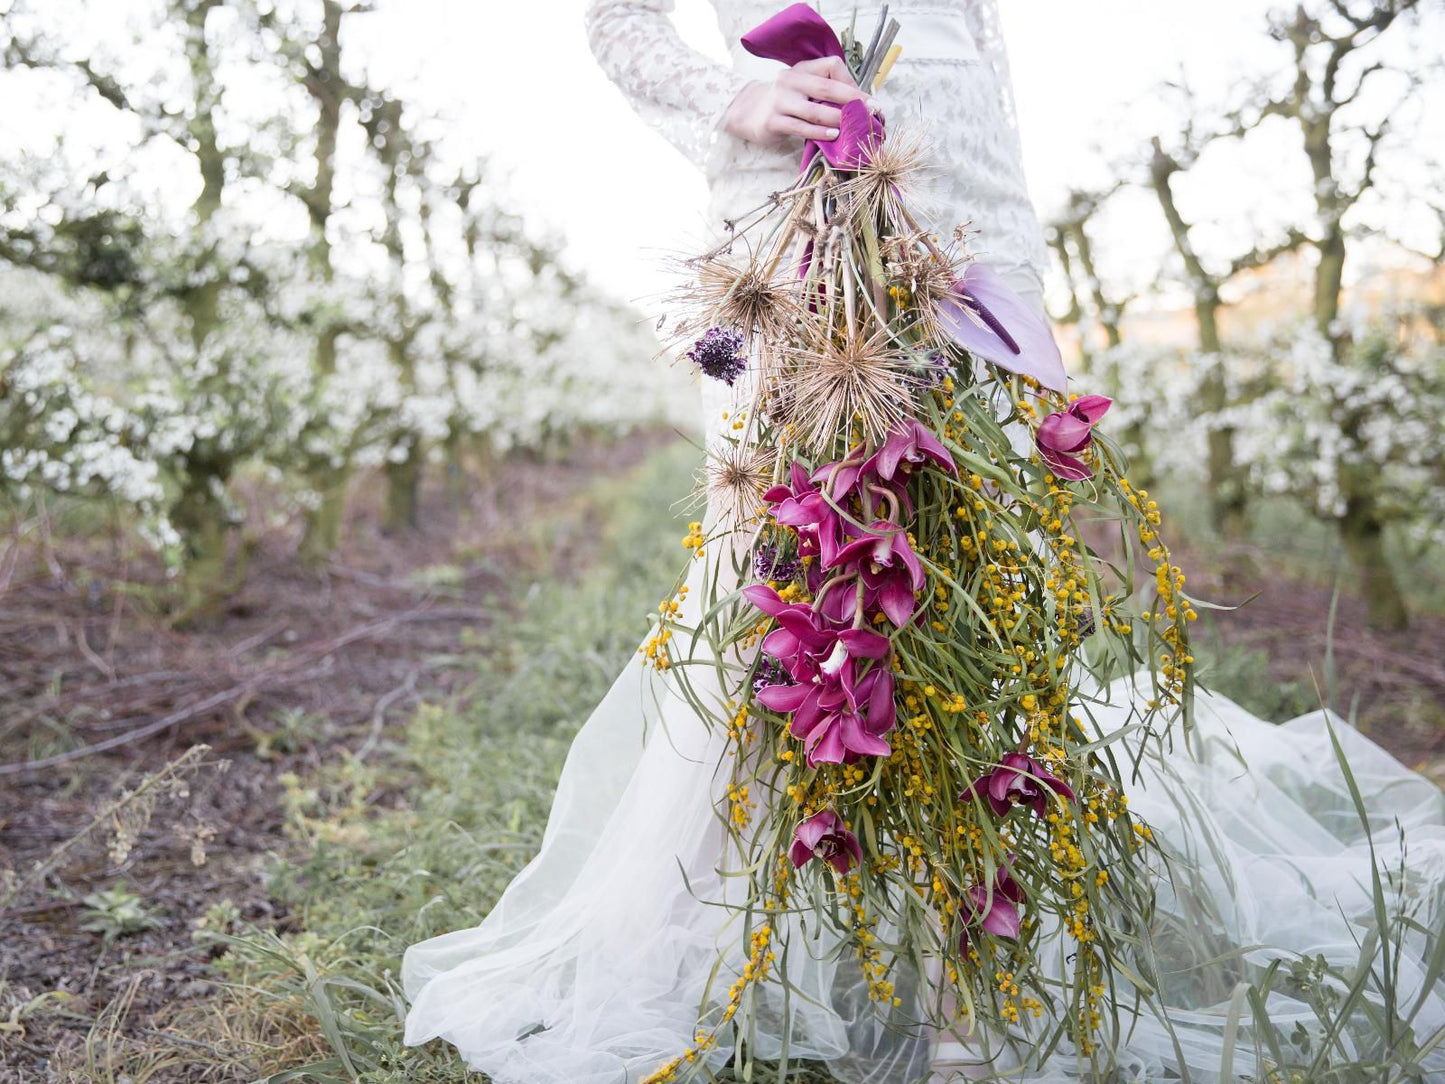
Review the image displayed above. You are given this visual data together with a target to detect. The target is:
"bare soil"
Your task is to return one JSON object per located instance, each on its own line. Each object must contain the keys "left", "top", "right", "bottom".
{"left": 0, "top": 432, "right": 670, "bottom": 1081}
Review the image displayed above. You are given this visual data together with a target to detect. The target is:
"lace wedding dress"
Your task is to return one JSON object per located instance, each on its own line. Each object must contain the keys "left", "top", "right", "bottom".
{"left": 401, "top": 4, "right": 1445, "bottom": 1081}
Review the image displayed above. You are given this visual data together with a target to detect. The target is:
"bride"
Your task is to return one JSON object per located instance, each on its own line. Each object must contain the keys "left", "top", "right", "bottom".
{"left": 402, "top": 3, "right": 1445, "bottom": 1082}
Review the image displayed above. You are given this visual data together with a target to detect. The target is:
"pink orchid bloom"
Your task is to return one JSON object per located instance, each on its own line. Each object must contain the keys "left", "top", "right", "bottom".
{"left": 809, "top": 456, "right": 866, "bottom": 501}
{"left": 862, "top": 420, "right": 957, "bottom": 483}
{"left": 742, "top": 584, "right": 890, "bottom": 684}
{"left": 827, "top": 520, "right": 927, "bottom": 627}
{"left": 960, "top": 859, "right": 1026, "bottom": 948}
{"left": 1036, "top": 394, "right": 1112, "bottom": 481}
{"left": 764, "top": 461, "right": 844, "bottom": 564}
{"left": 789, "top": 808, "right": 863, "bottom": 874}
{"left": 959, "top": 752, "right": 1076, "bottom": 818}
{"left": 757, "top": 666, "right": 896, "bottom": 767}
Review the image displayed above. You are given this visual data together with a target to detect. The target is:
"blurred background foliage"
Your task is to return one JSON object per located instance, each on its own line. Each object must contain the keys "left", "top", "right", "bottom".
{"left": 1040, "top": 0, "right": 1444, "bottom": 631}
{"left": 0, "top": 0, "right": 695, "bottom": 621}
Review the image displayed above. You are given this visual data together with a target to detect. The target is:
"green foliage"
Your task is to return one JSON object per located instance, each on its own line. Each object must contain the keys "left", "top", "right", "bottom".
{"left": 205, "top": 441, "right": 706, "bottom": 1081}
{"left": 79, "top": 884, "right": 162, "bottom": 943}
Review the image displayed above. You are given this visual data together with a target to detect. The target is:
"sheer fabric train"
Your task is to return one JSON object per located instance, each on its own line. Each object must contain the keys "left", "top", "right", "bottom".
{"left": 401, "top": 356, "right": 1445, "bottom": 1082}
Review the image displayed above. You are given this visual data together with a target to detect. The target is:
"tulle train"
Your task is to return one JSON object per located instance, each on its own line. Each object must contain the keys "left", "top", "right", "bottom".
{"left": 403, "top": 546, "right": 1445, "bottom": 1084}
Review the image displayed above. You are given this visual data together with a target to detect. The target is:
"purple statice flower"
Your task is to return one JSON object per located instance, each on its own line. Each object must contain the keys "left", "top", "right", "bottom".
{"left": 751, "top": 655, "right": 792, "bottom": 696}
{"left": 753, "top": 540, "right": 800, "bottom": 583}
{"left": 687, "top": 326, "right": 748, "bottom": 385}
{"left": 924, "top": 350, "right": 952, "bottom": 387}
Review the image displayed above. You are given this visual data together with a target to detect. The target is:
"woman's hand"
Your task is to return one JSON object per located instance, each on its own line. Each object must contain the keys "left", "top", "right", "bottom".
{"left": 722, "top": 57, "right": 870, "bottom": 148}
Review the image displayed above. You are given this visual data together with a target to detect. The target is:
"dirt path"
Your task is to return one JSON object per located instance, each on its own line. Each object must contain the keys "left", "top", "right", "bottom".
{"left": 0, "top": 432, "right": 671, "bottom": 1079}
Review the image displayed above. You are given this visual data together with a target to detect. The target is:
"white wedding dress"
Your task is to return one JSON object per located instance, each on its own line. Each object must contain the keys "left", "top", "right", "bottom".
{"left": 401, "top": 3, "right": 1445, "bottom": 1081}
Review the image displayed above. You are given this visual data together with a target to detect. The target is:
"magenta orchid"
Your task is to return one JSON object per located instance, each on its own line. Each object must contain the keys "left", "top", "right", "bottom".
{"left": 764, "top": 461, "right": 845, "bottom": 564}
{"left": 827, "top": 520, "right": 927, "bottom": 627}
{"left": 741, "top": 584, "right": 890, "bottom": 683}
{"left": 789, "top": 809, "right": 863, "bottom": 874}
{"left": 862, "top": 420, "right": 957, "bottom": 483}
{"left": 756, "top": 666, "right": 896, "bottom": 767}
{"left": 959, "top": 752, "right": 1076, "bottom": 818}
{"left": 1036, "top": 394, "right": 1112, "bottom": 481}
{"left": 960, "top": 859, "right": 1026, "bottom": 947}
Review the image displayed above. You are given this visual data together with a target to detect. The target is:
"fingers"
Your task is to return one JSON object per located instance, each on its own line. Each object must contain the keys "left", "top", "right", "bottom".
{"left": 793, "top": 55, "right": 859, "bottom": 89}
{"left": 778, "top": 88, "right": 843, "bottom": 129}
{"left": 782, "top": 69, "right": 868, "bottom": 107}
{"left": 767, "top": 113, "right": 841, "bottom": 143}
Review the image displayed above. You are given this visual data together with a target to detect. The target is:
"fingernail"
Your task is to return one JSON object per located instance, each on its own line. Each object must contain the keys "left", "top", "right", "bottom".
{"left": 824, "top": 127, "right": 840, "bottom": 139}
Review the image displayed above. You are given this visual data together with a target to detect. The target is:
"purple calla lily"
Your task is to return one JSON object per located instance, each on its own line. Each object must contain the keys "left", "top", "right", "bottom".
{"left": 1036, "top": 394, "right": 1112, "bottom": 480}
{"left": 741, "top": 5, "right": 886, "bottom": 172}
{"left": 960, "top": 752, "right": 1076, "bottom": 818}
{"left": 789, "top": 808, "right": 863, "bottom": 874}
{"left": 960, "top": 858, "right": 1026, "bottom": 948}
{"left": 937, "top": 263, "right": 1068, "bottom": 393}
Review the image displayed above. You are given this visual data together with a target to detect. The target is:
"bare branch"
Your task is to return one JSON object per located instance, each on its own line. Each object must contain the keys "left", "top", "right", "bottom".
{"left": 1227, "top": 228, "right": 1313, "bottom": 277}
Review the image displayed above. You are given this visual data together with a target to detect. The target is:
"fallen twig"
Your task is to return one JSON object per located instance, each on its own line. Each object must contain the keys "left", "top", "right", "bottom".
{"left": 354, "top": 667, "right": 420, "bottom": 763}
{"left": 0, "top": 605, "right": 437, "bottom": 776}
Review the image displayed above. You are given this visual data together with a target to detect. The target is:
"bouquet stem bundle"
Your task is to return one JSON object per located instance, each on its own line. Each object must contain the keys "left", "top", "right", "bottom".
{"left": 642, "top": 7, "right": 1196, "bottom": 1080}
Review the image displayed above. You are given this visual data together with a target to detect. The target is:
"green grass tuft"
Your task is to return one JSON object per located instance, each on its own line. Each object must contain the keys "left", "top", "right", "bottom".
{"left": 198, "top": 440, "right": 703, "bottom": 1081}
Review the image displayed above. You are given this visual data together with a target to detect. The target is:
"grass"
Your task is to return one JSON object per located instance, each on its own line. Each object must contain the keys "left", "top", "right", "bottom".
{"left": 159, "top": 438, "right": 705, "bottom": 1081}
{"left": 96, "top": 442, "right": 1440, "bottom": 1083}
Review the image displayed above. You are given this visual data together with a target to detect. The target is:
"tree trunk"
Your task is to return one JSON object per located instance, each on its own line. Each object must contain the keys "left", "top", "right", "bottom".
{"left": 169, "top": 479, "right": 240, "bottom": 623}
{"left": 296, "top": 6, "right": 350, "bottom": 563}
{"left": 384, "top": 445, "right": 422, "bottom": 532}
{"left": 1194, "top": 300, "right": 1248, "bottom": 541}
{"left": 1338, "top": 494, "right": 1408, "bottom": 632}
{"left": 299, "top": 461, "right": 349, "bottom": 565}
{"left": 1148, "top": 141, "right": 1248, "bottom": 541}
{"left": 443, "top": 421, "right": 470, "bottom": 506}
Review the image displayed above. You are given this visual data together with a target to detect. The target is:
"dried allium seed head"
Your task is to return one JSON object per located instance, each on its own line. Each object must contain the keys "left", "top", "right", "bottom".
{"left": 782, "top": 326, "right": 923, "bottom": 453}
{"left": 887, "top": 235, "right": 968, "bottom": 342}
{"left": 839, "top": 127, "right": 936, "bottom": 224}
{"left": 761, "top": 378, "right": 797, "bottom": 434}
{"left": 701, "top": 441, "right": 778, "bottom": 527}
{"left": 674, "top": 253, "right": 802, "bottom": 349}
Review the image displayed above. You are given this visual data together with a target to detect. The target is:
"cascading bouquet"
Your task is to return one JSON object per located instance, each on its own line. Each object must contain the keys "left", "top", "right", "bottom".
{"left": 642, "top": 5, "right": 1196, "bottom": 1080}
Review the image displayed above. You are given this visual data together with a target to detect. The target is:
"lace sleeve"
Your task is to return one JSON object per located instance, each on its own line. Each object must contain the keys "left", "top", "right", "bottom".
{"left": 960, "top": 0, "right": 1018, "bottom": 130}
{"left": 959, "top": 0, "right": 1047, "bottom": 294}
{"left": 585, "top": 0, "right": 755, "bottom": 171}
